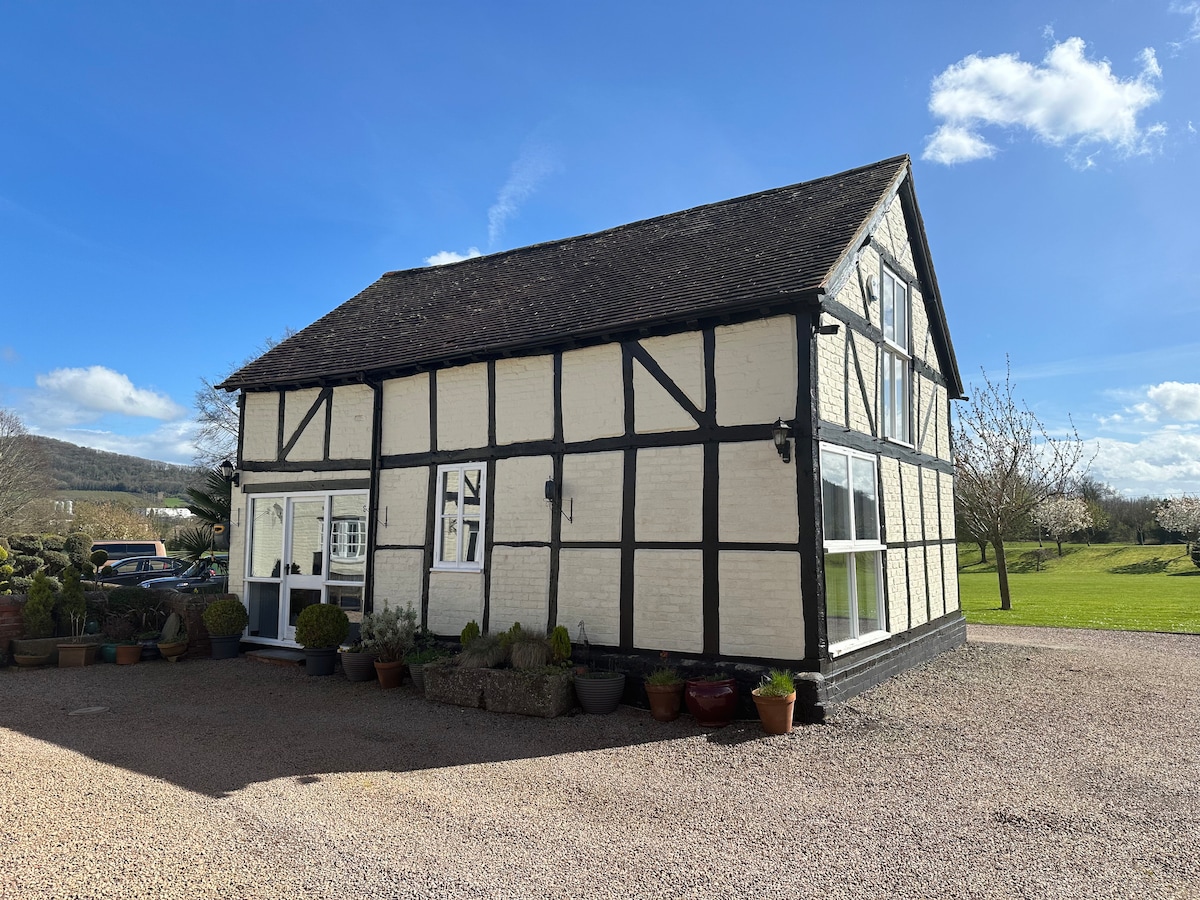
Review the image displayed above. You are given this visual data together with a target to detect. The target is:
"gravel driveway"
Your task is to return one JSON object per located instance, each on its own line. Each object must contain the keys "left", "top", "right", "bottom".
{"left": 2, "top": 625, "right": 1198, "bottom": 900}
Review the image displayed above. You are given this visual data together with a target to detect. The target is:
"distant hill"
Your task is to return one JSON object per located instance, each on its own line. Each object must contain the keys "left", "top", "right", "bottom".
{"left": 30, "top": 436, "right": 200, "bottom": 497}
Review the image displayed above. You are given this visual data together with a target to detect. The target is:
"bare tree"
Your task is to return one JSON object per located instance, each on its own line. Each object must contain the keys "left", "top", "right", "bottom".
{"left": 0, "top": 409, "right": 52, "bottom": 531}
{"left": 953, "top": 363, "right": 1090, "bottom": 610}
{"left": 193, "top": 329, "right": 295, "bottom": 468}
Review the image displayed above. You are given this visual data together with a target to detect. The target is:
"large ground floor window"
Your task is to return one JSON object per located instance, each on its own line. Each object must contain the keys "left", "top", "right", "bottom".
{"left": 821, "top": 443, "right": 886, "bottom": 652}
{"left": 244, "top": 490, "right": 368, "bottom": 643}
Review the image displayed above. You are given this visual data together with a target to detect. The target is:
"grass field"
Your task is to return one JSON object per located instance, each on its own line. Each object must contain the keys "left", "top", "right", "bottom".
{"left": 958, "top": 542, "right": 1200, "bottom": 633}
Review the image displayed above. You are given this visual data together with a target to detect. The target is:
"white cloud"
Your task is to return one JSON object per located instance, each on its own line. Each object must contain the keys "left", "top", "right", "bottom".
{"left": 1169, "top": 2, "right": 1200, "bottom": 50}
{"left": 1134, "top": 382, "right": 1200, "bottom": 422}
{"left": 923, "top": 37, "right": 1164, "bottom": 165}
{"left": 1089, "top": 430, "right": 1200, "bottom": 496}
{"left": 33, "top": 366, "right": 186, "bottom": 424}
{"left": 425, "top": 248, "right": 482, "bottom": 266}
{"left": 487, "top": 143, "right": 559, "bottom": 247}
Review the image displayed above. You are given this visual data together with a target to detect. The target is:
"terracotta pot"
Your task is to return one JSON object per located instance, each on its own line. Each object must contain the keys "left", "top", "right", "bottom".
{"left": 684, "top": 678, "right": 739, "bottom": 728}
{"left": 374, "top": 659, "right": 405, "bottom": 689}
{"left": 157, "top": 640, "right": 188, "bottom": 663}
{"left": 340, "top": 649, "right": 379, "bottom": 682}
{"left": 575, "top": 672, "right": 625, "bottom": 714}
{"left": 115, "top": 644, "right": 141, "bottom": 665}
{"left": 751, "top": 689, "right": 797, "bottom": 735}
{"left": 304, "top": 646, "right": 338, "bottom": 676}
{"left": 645, "top": 682, "right": 684, "bottom": 722}
{"left": 57, "top": 644, "right": 90, "bottom": 668}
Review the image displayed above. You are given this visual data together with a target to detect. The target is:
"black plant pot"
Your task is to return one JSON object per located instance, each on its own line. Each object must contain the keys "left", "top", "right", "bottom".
{"left": 575, "top": 672, "right": 626, "bottom": 714}
{"left": 210, "top": 635, "right": 241, "bottom": 660}
{"left": 305, "top": 647, "right": 338, "bottom": 677}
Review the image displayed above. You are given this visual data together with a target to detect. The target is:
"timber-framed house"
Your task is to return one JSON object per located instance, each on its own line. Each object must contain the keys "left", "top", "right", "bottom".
{"left": 219, "top": 155, "right": 965, "bottom": 715}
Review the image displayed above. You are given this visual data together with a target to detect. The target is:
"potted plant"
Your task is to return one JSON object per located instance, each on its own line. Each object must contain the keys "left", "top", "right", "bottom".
{"left": 574, "top": 670, "right": 625, "bottom": 714}
{"left": 338, "top": 638, "right": 379, "bottom": 683}
{"left": 367, "top": 602, "right": 417, "bottom": 688}
{"left": 156, "top": 612, "right": 188, "bottom": 662}
{"left": 202, "top": 597, "right": 248, "bottom": 659}
{"left": 684, "top": 673, "right": 739, "bottom": 728}
{"left": 115, "top": 640, "right": 142, "bottom": 665}
{"left": 405, "top": 647, "right": 446, "bottom": 693}
{"left": 56, "top": 567, "right": 93, "bottom": 667}
{"left": 100, "top": 616, "right": 135, "bottom": 663}
{"left": 295, "top": 603, "right": 350, "bottom": 676}
{"left": 751, "top": 669, "right": 796, "bottom": 735}
{"left": 644, "top": 667, "right": 685, "bottom": 722}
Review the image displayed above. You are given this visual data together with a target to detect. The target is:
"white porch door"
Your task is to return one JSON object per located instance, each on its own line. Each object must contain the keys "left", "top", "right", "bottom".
{"left": 283, "top": 497, "right": 327, "bottom": 641}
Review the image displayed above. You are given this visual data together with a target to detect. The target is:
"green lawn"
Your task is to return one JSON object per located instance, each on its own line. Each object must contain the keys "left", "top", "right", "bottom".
{"left": 958, "top": 542, "right": 1200, "bottom": 633}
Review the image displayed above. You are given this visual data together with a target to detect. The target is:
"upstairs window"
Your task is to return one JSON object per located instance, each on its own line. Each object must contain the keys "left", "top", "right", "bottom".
{"left": 434, "top": 463, "right": 486, "bottom": 570}
{"left": 879, "top": 268, "right": 911, "bottom": 444}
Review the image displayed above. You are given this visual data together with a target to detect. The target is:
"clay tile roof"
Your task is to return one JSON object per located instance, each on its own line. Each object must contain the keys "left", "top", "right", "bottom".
{"left": 221, "top": 155, "right": 911, "bottom": 391}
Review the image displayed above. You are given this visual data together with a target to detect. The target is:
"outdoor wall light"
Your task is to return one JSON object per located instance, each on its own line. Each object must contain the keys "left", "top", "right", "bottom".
{"left": 218, "top": 458, "right": 240, "bottom": 487}
{"left": 544, "top": 477, "right": 573, "bottom": 523}
{"left": 816, "top": 323, "right": 840, "bottom": 335}
{"left": 771, "top": 418, "right": 792, "bottom": 464}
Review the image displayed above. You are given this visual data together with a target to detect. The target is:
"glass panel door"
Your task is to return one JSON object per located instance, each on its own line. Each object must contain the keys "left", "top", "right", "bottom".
{"left": 284, "top": 498, "right": 326, "bottom": 640}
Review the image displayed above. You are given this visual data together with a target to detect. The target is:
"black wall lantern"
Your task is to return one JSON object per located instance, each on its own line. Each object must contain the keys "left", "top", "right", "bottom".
{"left": 771, "top": 418, "right": 792, "bottom": 464}
{"left": 218, "top": 458, "right": 240, "bottom": 487}
{"left": 544, "top": 476, "right": 573, "bottom": 523}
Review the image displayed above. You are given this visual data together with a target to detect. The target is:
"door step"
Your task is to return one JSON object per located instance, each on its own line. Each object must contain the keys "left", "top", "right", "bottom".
{"left": 245, "top": 648, "right": 306, "bottom": 667}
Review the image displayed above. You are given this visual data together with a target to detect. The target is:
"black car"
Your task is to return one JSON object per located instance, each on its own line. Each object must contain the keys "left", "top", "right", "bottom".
{"left": 141, "top": 557, "right": 229, "bottom": 594}
{"left": 100, "top": 556, "right": 188, "bottom": 586}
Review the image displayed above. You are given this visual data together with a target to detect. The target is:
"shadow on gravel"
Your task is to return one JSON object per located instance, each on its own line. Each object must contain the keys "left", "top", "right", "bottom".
{"left": 0, "top": 659, "right": 718, "bottom": 797}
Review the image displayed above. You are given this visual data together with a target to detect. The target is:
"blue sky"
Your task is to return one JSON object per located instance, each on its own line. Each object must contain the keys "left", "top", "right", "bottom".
{"left": 1, "top": 0, "right": 1197, "bottom": 497}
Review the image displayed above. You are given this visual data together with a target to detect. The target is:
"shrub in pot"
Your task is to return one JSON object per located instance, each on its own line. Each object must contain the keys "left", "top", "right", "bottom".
{"left": 295, "top": 604, "right": 350, "bottom": 676}
{"left": 202, "top": 597, "right": 248, "bottom": 659}
{"left": 56, "top": 567, "right": 92, "bottom": 667}
{"left": 365, "top": 602, "right": 418, "bottom": 687}
{"left": 22, "top": 571, "right": 56, "bottom": 640}
{"left": 644, "top": 667, "right": 685, "bottom": 722}
{"left": 751, "top": 669, "right": 796, "bottom": 735}
{"left": 405, "top": 647, "right": 446, "bottom": 693}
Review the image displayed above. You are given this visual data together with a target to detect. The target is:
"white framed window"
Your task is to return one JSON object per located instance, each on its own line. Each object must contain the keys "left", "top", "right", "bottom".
{"left": 821, "top": 444, "right": 886, "bottom": 652}
{"left": 330, "top": 517, "right": 367, "bottom": 562}
{"left": 433, "top": 463, "right": 486, "bottom": 571}
{"left": 879, "top": 268, "right": 911, "bottom": 444}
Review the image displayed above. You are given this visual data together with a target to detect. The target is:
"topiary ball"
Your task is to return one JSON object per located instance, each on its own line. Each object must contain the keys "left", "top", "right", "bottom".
{"left": 294, "top": 603, "right": 350, "bottom": 649}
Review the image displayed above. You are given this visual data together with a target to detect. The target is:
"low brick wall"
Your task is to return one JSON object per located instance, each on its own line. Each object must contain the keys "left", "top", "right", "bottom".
{"left": 1, "top": 595, "right": 26, "bottom": 663}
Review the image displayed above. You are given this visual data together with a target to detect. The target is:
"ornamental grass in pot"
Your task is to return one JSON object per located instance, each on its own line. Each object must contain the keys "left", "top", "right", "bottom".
{"left": 751, "top": 669, "right": 796, "bottom": 735}
{"left": 202, "top": 597, "right": 248, "bottom": 659}
{"left": 644, "top": 667, "right": 685, "bottom": 722}
{"left": 295, "top": 603, "right": 350, "bottom": 676}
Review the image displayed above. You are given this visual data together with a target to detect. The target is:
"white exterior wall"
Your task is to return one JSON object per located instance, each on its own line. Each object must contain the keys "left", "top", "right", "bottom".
{"left": 488, "top": 546, "right": 550, "bottom": 633}
{"left": 372, "top": 550, "right": 424, "bottom": 610}
{"left": 717, "top": 441, "right": 798, "bottom": 543}
{"left": 376, "top": 467, "right": 427, "bottom": 547}
{"left": 282, "top": 388, "right": 323, "bottom": 461}
{"left": 634, "top": 331, "right": 705, "bottom": 433}
{"left": 427, "top": 572, "right": 484, "bottom": 635}
{"left": 557, "top": 549, "right": 621, "bottom": 647}
{"left": 436, "top": 363, "right": 488, "bottom": 450}
{"left": 493, "top": 456, "right": 552, "bottom": 543}
{"left": 713, "top": 316, "right": 797, "bottom": 426}
{"left": 635, "top": 445, "right": 703, "bottom": 542}
{"left": 329, "top": 384, "right": 373, "bottom": 459}
{"left": 561, "top": 344, "right": 623, "bottom": 442}
{"left": 242, "top": 392, "right": 278, "bottom": 461}
{"left": 495, "top": 355, "right": 554, "bottom": 444}
{"left": 718, "top": 551, "right": 804, "bottom": 658}
{"left": 633, "top": 550, "right": 704, "bottom": 653}
{"left": 560, "top": 451, "right": 624, "bottom": 542}
{"left": 382, "top": 374, "right": 430, "bottom": 456}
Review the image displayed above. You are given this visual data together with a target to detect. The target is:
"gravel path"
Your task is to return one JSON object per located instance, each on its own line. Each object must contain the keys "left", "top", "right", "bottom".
{"left": 2, "top": 626, "right": 1198, "bottom": 900}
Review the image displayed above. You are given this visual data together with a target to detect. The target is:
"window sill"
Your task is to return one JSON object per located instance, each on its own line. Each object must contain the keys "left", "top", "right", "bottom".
{"left": 883, "top": 436, "right": 914, "bottom": 450}
{"left": 430, "top": 566, "right": 484, "bottom": 575}
{"left": 829, "top": 629, "right": 891, "bottom": 658}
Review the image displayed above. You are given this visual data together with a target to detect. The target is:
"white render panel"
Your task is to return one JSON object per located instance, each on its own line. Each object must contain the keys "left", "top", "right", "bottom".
{"left": 713, "top": 316, "right": 797, "bottom": 426}
{"left": 847, "top": 330, "right": 876, "bottom": 436}
{"left": 436, "top": 363, "right": 488, "bottom": 451}
{"left": 562, "top": 344, "right": 624, "bottom": 442}
{"left": 382, "top": 374, "right": 430, "bottom": 456}
{"left": 816, "top": 316, "right": 846, "bottom": 427}
{"left": 942, "top": 544, "right": 960, "bottom": 612}
{"left": 427, "top": 571, "right": 484, "bottom": 636}
{"left": 718, "top": 441, "right": 799, "bottom": 543}
{"left": 916, "top": 375, "right": 940, "bottom": 458}
{"left": 879, "top": 457, "right": 904, "bottom": 542}
{"left": 718, "top": 551, "right": 804, "bottom": 659}
{"left": 635, "top": 445, "right": 703, "bottom": 542}
{"left": 495, "top": 355, "right": 553, "bottom": 445}
{"left": 878, "top": 197, "right": 916, "bottom": 276}
{"left": 907, "top": 546, "right": 928, "bottom": 628}
{"left": 493, "top": 455, "right": 553, "bottom": 543}
{"left": 282, "top": 388, "right": 324, "bottom": 461}
{"left": 936, "top": 394, "right": 951, "bottom": 462}
{"left": 376, "top": 467, "right": 428, "bottom": 547}
{"left": 939, "top": 470, "right": 956, "bottom": 537}
{"left": 557, "top": 549, "right": 622, "bottom": 647}
{"left": 633, "top": 550, "right": 703, "bottom": 653}
{"left": 237, "top": 469, "right": 369, "bottom": 489}
{"left": 488, "top": 546, "right": 550, "bottom": 633}
{"left": 884, "top": 547, "right": 907, "bottom": 632}
{"left": 926, "top": 540, "right": 945, "bottom": 619}
{"left": 372, "top": 550, "right": 424, "bottom": 612}
{"left": 634, "top": 364, "right": 699, "bottom": 433}
{"left": 634, "top": 332, "right": 706, "bottom": 434}
{"left": 329, "top": 384, "right": 373, "bottom": 459}
{"left": 243, "top": 392, "right": 279, "bottom": 461}
{"left": 560, "top": 451, "right": 624, "bottom": 542}
{"left": 900, "top": 462, "right": 922, "bottom": 542}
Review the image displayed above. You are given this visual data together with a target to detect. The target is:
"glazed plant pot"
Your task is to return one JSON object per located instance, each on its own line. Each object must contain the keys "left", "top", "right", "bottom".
{"left": 115, "top": 644, "right": 141, "bottom": 665}
{"left": 340, "top": 649, "right": 379, "bottom": 682}
{"left": 100, "top": 644, "right": 118, "bottom": 664}
{"left": 575, "top": 672, "right": 625, "bottom": 714}
{"left": 304, "top": 646, "right": 338, "bottom": 677}
{"left": 684, "top": 678, "right": 739, "bottom": 728}
{"left": 57, "top": 644, "right": 91, "bottom": 668}
{"left": 375, "top": 659, "right": 405, "bottom": 689}
{"left": 751, "top": 689, "right": 797, "bottom": 735}
{"left": 157, "top": 640, "right": 188, "bottom": 663}
{"left": 209, "top": 635, "right": 241, "bottom": 660}
{"left": 645, "top": 682, "right": 685, "bottom": 722}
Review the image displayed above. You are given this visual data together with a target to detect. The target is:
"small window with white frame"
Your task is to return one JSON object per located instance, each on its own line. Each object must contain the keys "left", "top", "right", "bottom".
{"left": 820, "top": 443, "right": 887, "bottom": 652}
{"left": 879, "top": 267, "right": 911, "bottom": 444}
{"left": 433, "top": 463, "right": 486, "bottom": 571}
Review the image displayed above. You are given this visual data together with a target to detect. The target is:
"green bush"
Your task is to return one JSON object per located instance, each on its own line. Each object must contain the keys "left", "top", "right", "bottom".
{"left": 10, "top": 575, "right": 33, "bottom": 594}
{"left": 295, "top": 603, "right": 350, "bottom": 649}
{"left": 460, "top": 620, "right": 481, "bottom": 646}
{"left": 202, "top": 598, "right": 248, "bottom": 637}
{"left": 41, "top": 550, "right": 71, "bottom": 575}
{"left": 9, "top": 534, "right": 43, "bottom": 555}
{"left": 12, "top": 555, "right": 41, "bottom": 576}
{"left": 63, "top": 534, "right": 93, "bottom": 568}
{"left": 549, "top": 625, "right": 571, "bottom": 664}
{"left": 107, "top": 587, "right": 167, "bottom": 635}
{"left": 41, "top": 534, "right": 65, "bottom": 552}
{"left": 0, "top": 546, "right": 11, "bottom": 595}
{"left": 22, "top": 571, "right": 56, "bottom": 639}
{"left": 58, "top": 567, "right": 86, "bottom": 639}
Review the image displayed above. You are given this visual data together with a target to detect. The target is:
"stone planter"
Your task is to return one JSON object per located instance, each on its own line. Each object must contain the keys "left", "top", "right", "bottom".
{"left": 483, "top": 669, "right": 574, "bottom": 718}
{"left": 57, "top": 643, "right": 91, "bottom": 668}
{"left": 424, "top": 663, "right": 487, "bottom": 708}
{"left": 574, "top": 672, "right": 626, "bottom": 715}
{"left": 12, "top": 635, "right": 103, "bottom": 665}
{"left": 13, "top": 653, "right": 51, "bottom": 668}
